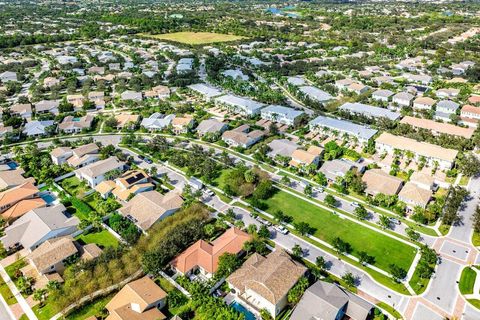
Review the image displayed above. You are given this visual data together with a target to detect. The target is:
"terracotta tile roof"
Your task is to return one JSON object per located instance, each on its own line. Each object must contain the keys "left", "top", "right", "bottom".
{"left": 28, "top": 236, "right": 78, "bottom": 273}
{"left": 115, "top": 114, "right": 139, "bottom": 128}
{"left": 461, "top": 104, "right": 480, "bottom": 115}
{"left": 170, "top": 227, "right": 252, "bottom": 274}
{"left": 106, "top": 276, "right": 167, "bottom": 320}
{"left": 375, "top": 133, "right": 458, "bottom": 163}
{"left": 95, "top": 180, "right": 117, "bottom": 195}
{"left": 398, "top": 182, "right": 432, "bottom": 207}
{"left": 468, "top": 95, "right": 480, "bottom": 105}
{"left": 400, "top": 116, "right": 474, "bottom": 139}
{"left": 51, "top": 147, "right": 72, "bottom": 158}
{"left": 1, "top": 198, "right": 46, "bottom": 221}
{"left": 0, "top": 182, "right": 39, "bottom": 210}
{"left": 227, "top": 250, "right": 306, "bottom": 304}
{"left": 362, "top": 169, "right": 403, "bottom": 196}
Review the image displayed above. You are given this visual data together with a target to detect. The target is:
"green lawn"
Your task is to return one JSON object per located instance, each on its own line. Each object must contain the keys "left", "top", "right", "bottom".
{"left": 64, "top": 293, "right": 114, "bottom": 320}
{"left": 33, "top": 297, "right": 58, "bottom": 320}
{"left": 155, "top": 276, "right": 176, "bottom": 293}
{"left": 376, "top": 302, "right": 403, "bottom": 320}
{"left": 5, "top": 259, "right": 26, "bottom": 279}
{"left": 69, "top": 197, "right": 93, "bottom": 221}
{"left": 467, "top": 299, "right": 480, "bottom": 310}
{"left": 409, "top": 266, "right": 430, "bottom": 295}
{"left": 213, "top": 169, "right": 232, "bottom": 189}
{"left": 141, "top": 31, "right": 246, "bottom": 45}
{"left": 460, "top": 267, "right": 477, "bottom": 294}
{"left": 0, "top": 276, "right": 17, "bottom": 305}
{"left": 76, "top": 229, "right": 119, "bottom": 249}
{"left": 61, "top": 176, "right": 89, "bottom": 196}
{"left": 260, "top": 190, "right": 416, "bottom": 271}
{"left": 473, "top": 232, "right": 480, "bottom": 247}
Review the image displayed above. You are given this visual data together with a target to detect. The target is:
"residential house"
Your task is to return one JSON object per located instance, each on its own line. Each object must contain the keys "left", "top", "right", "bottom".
{"left": 375, "top": 132, "right": 458, "bottom": 170}
{"left": 371, "top": 89, "right": 394, "bottom": 102}
{"left": 339, "top": 102, "right": 400, "bottom": 121}
{"left": 221, "top": 125, "right": 265, "bottom": 148}
{"left": 335, "top": 79, "right": 355, "bottom": 91}
{"left": 115, "top": 114, "right": 140, "bottom": 130}
{"left": 188, "top": 83, "right": 223, "bottom": 101}
{"left": 362, "top": 169, "right": 403, "bottom": 196}
{"left": 398, "top": 182, "right": 432, "bottom": 209}
{"left": 176, "top": 58, "right": 194, "bottom": 73}
{"left": 214, "top": 95, "right": 265, "bottom": 116}
{"left": 410, "top": 171, "right": 436, "bottom": 191}
{"left": 468, "top": 95, "right": 480, "bottom": 106}
{"left": 23, "top": 120, "right": 55, "bottom": 137}
{"left": 59, "top": 115, "right": 94, "bottom": 134}
{"left": 309, "top": 116, "right": 377, "bottom": 144}
{"left": 10, "top": 104, "right": 32, "bottom": 119}
{"left": 260, "top": 105, "right": 304, "bottom": 126}
{"left": 223, "top": 69, "right": 249, "bottom": 81}
{"left": 289, "top": 146, "right": 324, "bottom": 168}
{"left": 413, "top": 97, "right": 436, "bottom": 110}
{"left": 66, "top": 143, "right": 100, "bottom": 168}
{"left": 227, "top": 250, "right": 307, "bottom": 318}
{"left": 195, "top": 119, "right": 228, "bottom": 137}
{"left": 0, "top": 182, "right": 45, "bottom": 221}
{"left": 50, "top": 147, "right": 73, "bottom": 165}
{"left": 118, "top": 190, "right": 183, "bottom": 231}
{"left": 319, "top": 159, "right": 355, "bottom": 183}
{"left": 400, "top": 116, "right": 474, "bottom": 139}
{"left": 0, "top": 168, "right": 35, "bottom": 189}
{"left": 145, "top": 85, "right": 170, "bottom": 100}
{"left": 95, "top": 170, "right": 154, "bottom": 201}
{"left": 120, "top": 90, "right": 143, "bottom": 102}
{"left": 298, "top": 86, "right": 333, "bottom": 105}
{"left": 88, "top": 91, "right": 105, "bottom": 109}
{"left": 66, "top": 94, "right": 84, "bottom": 110}
{"left": 172, "top": 115, "right": 194, "bottom": 134}
{"left": 267, "top": 139, "right": 299, "bottom": 159}
{"left": 460, "top": 105, "right": 480, "bottom": 127}
{"left": 170, "top": 227, "right": 251, "bottom": 278}
{"left": 105, "top": 276, "right": 167, "bottom": 320}
{"left": 436, "top": 88, "right": 460, "bottom": 99}
{"left": 392, "top": 92, "right": 414, "bottom": 107}
{"left": 435, "top": 100, "right": 460, "bottom": 122}
{"left": 43, "top": 77, "right": 60, "bottom": 88}
{"left": 0, "top": 125, "right": 13, "bottom": 140}
{"left": 0, "top": 71, "right": 17, "bottom": 82}
{"left": 1, "top": 204, "right": 80, "bottom": 251}
{"left": 75, "top": 157, "right": 125, "bottom": 188}
{"left": 347, "top": 82, "right": 369, "bottom": 95}
{"left": 141, "top": 113, "right": 174, "bottom": 131}
{"left": 290, "top": 281, "right": 373, "bottom": 320}
{"left": 26, "top": 236, "right": 78, "bottom": 275}
{"left": 35, "top": 100, "right": 60, "bottom": 116}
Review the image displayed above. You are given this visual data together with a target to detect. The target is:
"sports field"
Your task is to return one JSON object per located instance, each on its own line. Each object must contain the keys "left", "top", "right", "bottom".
{"left": 141, "top": 32, "right": 246, "bottom": 45}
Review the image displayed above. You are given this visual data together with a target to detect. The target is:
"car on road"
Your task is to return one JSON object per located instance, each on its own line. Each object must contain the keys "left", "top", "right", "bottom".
{"left": 391, "top": 218, "right": 401, "bottom": 225}
{"left": 205, "top": 189, "right": 214, "bottom": 197}
{"left": 274, "top": 225, "right": 289, "bottom": 235}
{"left": 351, "top": 201, "right": 359, "bottom": 207}
{"left": 144, "top": 158, "right": 153, "bottom": 164}
{"left": 137, "top": 154, "right": 144, "bottom": 160}
{"left": 256, "top": 216, "right": 272, "bottom": 226}
{"left": 314, "top": 187, "right": 324, "bottom": 193}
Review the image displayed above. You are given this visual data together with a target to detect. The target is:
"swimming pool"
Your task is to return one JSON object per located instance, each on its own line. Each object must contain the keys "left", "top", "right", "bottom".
{"left": 230, "top": 301, "right": 256, "bottom": 320}
{"left": 7, "top": 162, "right": 17, "bottom": 169}
{"left": 40, "top": 193, "right": 56, "bottom": 204}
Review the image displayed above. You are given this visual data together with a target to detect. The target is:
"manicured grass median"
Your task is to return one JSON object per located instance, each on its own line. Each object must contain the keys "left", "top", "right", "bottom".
{"left": 460, "top": 267, "right": 477, "bottom": 294}
{"left": 142, "top": 31, "right": 246, "bottom": 44}
{"left": 76, "top": 229, "right": 119, "bottom": 249}
{"left": 260, "top": 190, "right": 416, "bottom": 271}
{"left": 409, "top": 266, "right": 430, "bottom": 295}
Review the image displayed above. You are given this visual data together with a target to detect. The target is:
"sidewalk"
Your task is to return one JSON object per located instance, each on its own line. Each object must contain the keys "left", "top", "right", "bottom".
{"left": 0, "top": 265, "right": 37, "bottom": 320}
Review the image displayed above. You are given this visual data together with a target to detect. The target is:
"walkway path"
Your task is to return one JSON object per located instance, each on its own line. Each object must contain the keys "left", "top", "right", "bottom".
{"left": 0, "top": 265, "right": 37, "bottom": 320}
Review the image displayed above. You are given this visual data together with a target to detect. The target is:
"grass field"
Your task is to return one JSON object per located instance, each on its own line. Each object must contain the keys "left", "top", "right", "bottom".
{"left": 460, "top": 267, "right": 477, "bottom": 294}
{"left": 76, "top": 229, "right": 119, "bottom": 249}
{"left": 142, "top": 32, "right": 246, "bottom": 44}
{"left": 260, "top": 190, "right": 417, "bottom": 271}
